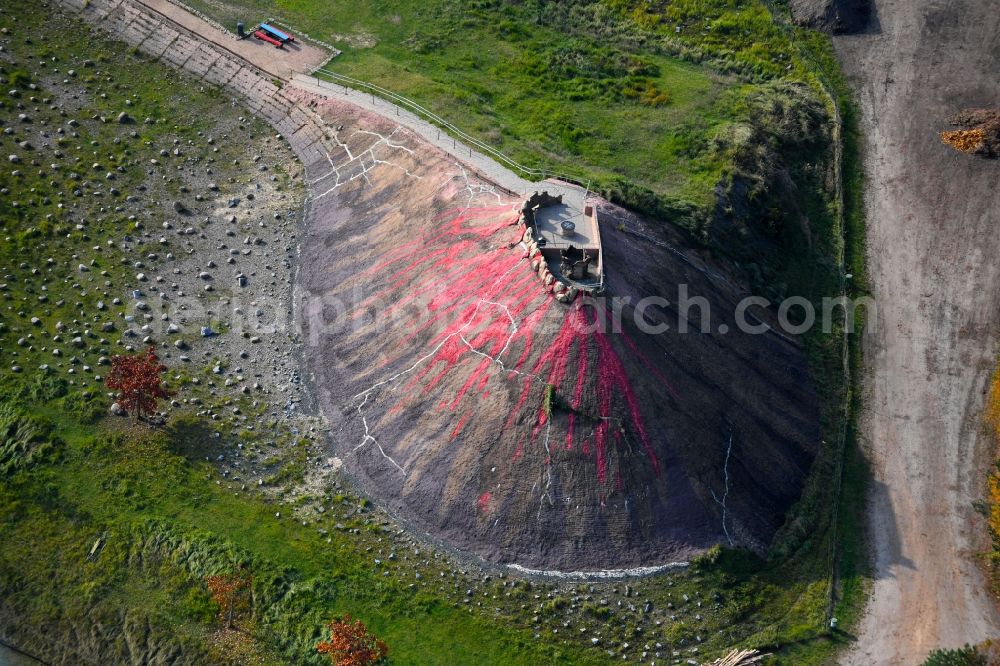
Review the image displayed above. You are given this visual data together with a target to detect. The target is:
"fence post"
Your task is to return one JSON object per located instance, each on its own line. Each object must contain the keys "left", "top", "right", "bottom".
{"left": 316, "top": 69, "right": 581, "bottom": 186}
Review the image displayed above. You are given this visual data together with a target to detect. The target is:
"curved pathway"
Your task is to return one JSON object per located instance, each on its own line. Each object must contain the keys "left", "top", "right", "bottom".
{"left": 835, "top": 2, "right": 1000, "bottom": 662}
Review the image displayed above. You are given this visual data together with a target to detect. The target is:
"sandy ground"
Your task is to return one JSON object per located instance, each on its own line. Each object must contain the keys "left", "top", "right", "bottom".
{"left": 835, "top": 1, "right": 1000, "bottom": 663}
{"left": 113, "top": 0, "right": 330, "bottom": 79}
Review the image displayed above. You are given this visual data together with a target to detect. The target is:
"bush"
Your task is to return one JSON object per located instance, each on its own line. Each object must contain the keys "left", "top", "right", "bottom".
{"left": 61, "top": 390, "right": 105, "bottom": 424}
{"left": 922, "top": 646, "right": 986, "bottom": 666}
{"left": 26, "top": 369, "right": 70, "bottom": 402}
{"left": 180, "top": 583, "right": 218, "bottom": 624}
{"left": 0, "top": 405, "right": 56, "bottom": 476}
{"left": 601, "top": 179, "right": 708, "bottom": 239}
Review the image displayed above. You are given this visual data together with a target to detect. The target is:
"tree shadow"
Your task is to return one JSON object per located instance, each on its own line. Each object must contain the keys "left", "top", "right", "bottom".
{"left": 855, "top": 0, "right": 882, "bottom": 36}
{"left": 165, "top": 415, "right": 231, "bottom": 462}
{"left": 868, "top": 478, "right": 917, "bottom": 576}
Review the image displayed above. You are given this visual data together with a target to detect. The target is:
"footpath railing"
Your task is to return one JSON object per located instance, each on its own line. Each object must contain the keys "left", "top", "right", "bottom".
{"left": 313, "top": 68, "right": 592, "bottom": 190}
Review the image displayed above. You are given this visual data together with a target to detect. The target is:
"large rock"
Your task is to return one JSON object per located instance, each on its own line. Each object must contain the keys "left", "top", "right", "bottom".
{"left": 789, "top": 0, "right": 870, "bottom": 34}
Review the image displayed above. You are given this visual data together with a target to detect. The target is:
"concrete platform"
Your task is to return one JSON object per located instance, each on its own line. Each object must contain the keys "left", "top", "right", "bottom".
{"left": 533, "top": 189, "right": 596, "bottom": 251}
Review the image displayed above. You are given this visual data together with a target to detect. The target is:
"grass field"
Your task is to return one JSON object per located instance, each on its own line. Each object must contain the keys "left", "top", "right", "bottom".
{"left": 180, "top": 0, "right": 853, "bottom": 309}
{"left": 180, "top": 0, "right": 831, "bottom": 212}
{"left": 0, "top": 1, "right": 872, "bottom": 663}
{"left": 0, "top": 397, "right": 868, "bottom": 664}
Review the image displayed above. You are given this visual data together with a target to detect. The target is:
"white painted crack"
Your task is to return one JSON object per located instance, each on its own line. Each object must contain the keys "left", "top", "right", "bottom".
{"left": 507, "top": 561, "right": 689, "bottom": 581}
{"left": 349, "top": 290, "right": 524, "bottom": 476}
{"left": 310, "top": 126, "right": 423, "bottom": 201}
{"left": 352, "top": 392, "right": 406, "bottom": 474}
{"left": 448, "top": 162, "right": 504, "bottom": 209}
{"left": 710, "top": 432, "right": 735, "bottom": 547}
{"left": 538, "top": 420, "right": 555, "bottom": 518}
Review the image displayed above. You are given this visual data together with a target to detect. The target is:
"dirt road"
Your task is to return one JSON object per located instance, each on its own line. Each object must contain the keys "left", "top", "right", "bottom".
{"left": 835, "top": 1, "right": 1000, "bottom": 663}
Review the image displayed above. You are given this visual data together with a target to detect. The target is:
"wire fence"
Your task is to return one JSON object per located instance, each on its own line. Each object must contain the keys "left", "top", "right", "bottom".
{"left": 313, "top": 68, "right": 592, "bottom": 190}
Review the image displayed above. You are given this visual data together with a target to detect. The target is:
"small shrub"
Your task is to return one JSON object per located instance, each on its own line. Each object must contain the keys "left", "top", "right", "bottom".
{"left": 582, "top": 602, "right": 611, "bottom": 620}
{"left": 26, "top": 369, "right": 69, "bottom": 402}
{"left": 921, "top": 645, "right": 986, "bottom": 666}
{"left": 941, "top": 129, "right": 986, "bottom": 154}
{"left": 0, "top": 405, "right": 55, "bottom": 476}
{"left": 205, "top": 572, "right": 253, "bottom": 629}
{"left": 61, "top": 390, "right": 105, "bottom": 424}
{"left": 316, "top": 615, "right": 388, "bottom": 666}
{"left": 104, "top": 347, "right": 173, "bottom": 419}
{"left": 182, "top": 586, "right": 218, "bottom": 624}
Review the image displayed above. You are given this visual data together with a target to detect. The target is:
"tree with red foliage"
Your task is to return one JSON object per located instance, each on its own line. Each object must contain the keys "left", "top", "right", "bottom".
{"left": 104, "top": 347, "right": 172, "bottom": 419}
{"left": 316, "top": 615, "right": 388, "bottom": 666}
{"left": 205, "top": 573, "right": 253, "bottom": 630}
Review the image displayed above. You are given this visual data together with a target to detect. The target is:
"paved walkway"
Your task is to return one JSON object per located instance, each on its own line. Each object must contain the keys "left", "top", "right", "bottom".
{"left": 291, "top": 74, "right": 586, "bottom": 204}
{"left": 87, "top": 0, "right": 588, "bottom": 206}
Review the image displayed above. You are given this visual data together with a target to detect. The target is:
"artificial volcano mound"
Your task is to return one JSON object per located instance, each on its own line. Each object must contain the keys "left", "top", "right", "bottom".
{"left": 297, "top": 91, "right": 820, "bottom": 570}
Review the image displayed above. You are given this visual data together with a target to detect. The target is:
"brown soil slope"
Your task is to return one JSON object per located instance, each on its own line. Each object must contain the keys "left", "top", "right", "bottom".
{"left": 297, "top": 91, "right": 820, "bottom": 569}
{"left": 836, "top": 0, "right": 1000, "bottom": 661}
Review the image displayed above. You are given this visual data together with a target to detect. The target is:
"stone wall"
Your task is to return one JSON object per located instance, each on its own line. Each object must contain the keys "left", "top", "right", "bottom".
{"left": 518, "top": 191, "right": 605, "bottom": 303}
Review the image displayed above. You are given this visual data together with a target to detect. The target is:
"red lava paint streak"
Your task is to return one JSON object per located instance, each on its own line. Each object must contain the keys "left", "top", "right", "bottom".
{"left": 477, "top": 491, "right": 492, "bottom": 513}
{"left": 355, "top": 205, "right": 665, "bottom": 491}
{"left": 450, "top": 411, "right": 470, "bottom": 440}
{"left": 566, "top": 331, "right": 590, "bottom": 451}
{"left": 621, "top": 330, "right": 681, "bottom": 402}
{"left": 509, "top": 301, "right": 663, "bottom": 486}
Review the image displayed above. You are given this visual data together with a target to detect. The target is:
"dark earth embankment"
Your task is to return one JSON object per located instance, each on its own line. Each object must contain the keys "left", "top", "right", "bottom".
{"left": 789, "top": 0, "right": 871, "bottom": 34}
{"left": 298, "top": 90, "right": 822, "bottom": 570}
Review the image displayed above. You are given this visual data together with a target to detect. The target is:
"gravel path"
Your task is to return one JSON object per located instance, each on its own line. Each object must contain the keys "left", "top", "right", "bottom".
{"left": 291, "top": 74, "right": 536, "bottom": 195}
{"left": 290, "top": 74, "right": 596, "bottom": 211}
{"left": 835, "top": 2, "right": 1000, "bottom": 662}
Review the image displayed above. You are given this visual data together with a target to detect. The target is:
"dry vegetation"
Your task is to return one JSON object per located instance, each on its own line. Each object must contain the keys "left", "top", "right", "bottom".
{"left": 940, "top": 109, "right": 1000, "bottom": 158}
{"left": 985, "top": 366, "right": 1000, "bottom": 545}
